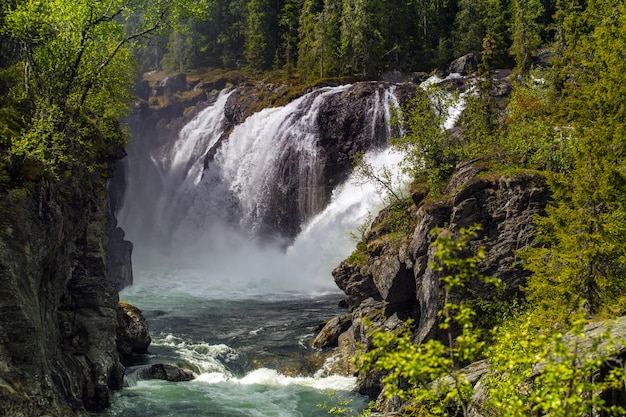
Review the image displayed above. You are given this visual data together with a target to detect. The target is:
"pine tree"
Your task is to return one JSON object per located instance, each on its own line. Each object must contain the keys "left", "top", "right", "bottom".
{"left": 522, "top": 0, "right": 626, "bottom": 324}
{"left": 279, "top": 0, "right": 301, "bottom": 77}
{"left": 245, "top": 0, "right": 280, "bottom": 71}
{"left": 510, "top": 0, "right": 544, "bottom": 74}
{"left": 297, "top": 0, "right": 324, "bottom": 79}
{"left": 339, "top": 0, "right": 385, "bottom": 77}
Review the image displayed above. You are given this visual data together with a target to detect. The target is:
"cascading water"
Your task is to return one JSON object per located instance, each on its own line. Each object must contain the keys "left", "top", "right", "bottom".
{"left": 107, "top": 82, "right": 409, "bottom": 417}
{"left": 215, "top": 85, "right": 352, "bottom": 239}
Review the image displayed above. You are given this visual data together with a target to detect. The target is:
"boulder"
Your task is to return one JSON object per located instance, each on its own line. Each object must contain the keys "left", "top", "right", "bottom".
{"left": 334, "top": 262, "right": 381, "bottom": 310}
{"left": 382, "top": 70, "right": 403, "bottom": 84}
{"left": 135, "top": 363, "right": 195, "bottom": 382}
{"left": 154, "top": 73, "right": 188, "bottom": 96}
{"left": 448, "top": 53, "right": 478, "bottom": 75}
{"left": 116, "top": 301, "right": 151, "bottom": 360}
{"left": 312, "top": 315, "right": 353, "bottom": 349}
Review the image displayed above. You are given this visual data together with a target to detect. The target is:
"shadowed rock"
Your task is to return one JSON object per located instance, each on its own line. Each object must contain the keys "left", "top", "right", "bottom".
{"left": 135, "top": 363, "right": 195, "bottom": 382}
{"left": 317, "top": 160, "right": 550, "bottom": 402}
{"left": 116, "top": 301, "right": 151, "bottom": 361}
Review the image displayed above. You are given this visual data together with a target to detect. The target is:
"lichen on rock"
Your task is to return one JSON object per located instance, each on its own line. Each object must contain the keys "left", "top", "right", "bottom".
{"left": 116, "top": 301, "right": 151, "bottom": 361}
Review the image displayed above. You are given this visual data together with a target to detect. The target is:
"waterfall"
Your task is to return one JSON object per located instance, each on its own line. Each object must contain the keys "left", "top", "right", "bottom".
{"left": 108, "top": 78, "right": 468, "bottom": 417}
{"left": 117, "top": 89, "right": 233, "bottom": 249}
{"left": 118, "top": 82, "right": 405, "bottom": 295}
{"left": 205, "top": 85, "right": 352, "bottom": 239}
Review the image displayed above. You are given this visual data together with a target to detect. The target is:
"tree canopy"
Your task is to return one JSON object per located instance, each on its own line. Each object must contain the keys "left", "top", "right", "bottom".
{"left": 0, "top": 0, "right": 208, "bottom": 174}
{"left": 143, "top": 0, "right": 555, "bottom": 79}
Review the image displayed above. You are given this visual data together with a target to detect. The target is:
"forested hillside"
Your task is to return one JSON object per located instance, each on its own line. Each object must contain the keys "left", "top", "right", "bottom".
{"left": 0, "top": 0, "right": 593, "bottom": 175}
{"left": 137, "top": 0, "right": 553, "bottom": 78}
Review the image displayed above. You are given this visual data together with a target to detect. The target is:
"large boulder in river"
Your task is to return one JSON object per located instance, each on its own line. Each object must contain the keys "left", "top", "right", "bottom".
{"left": 135, "top": 363, "right": 195, "bottom": 382}
{"left": 116, "top": 301, "right": 151, "bottom": 360}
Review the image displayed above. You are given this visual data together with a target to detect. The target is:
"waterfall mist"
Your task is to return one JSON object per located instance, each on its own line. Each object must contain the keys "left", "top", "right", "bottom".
{"left": 116, "top": 83, "right": 405, "bottom": 297}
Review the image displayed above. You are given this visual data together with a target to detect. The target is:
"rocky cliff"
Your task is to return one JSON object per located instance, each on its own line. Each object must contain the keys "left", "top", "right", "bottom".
{"left": 0, "top": 162, "right": 132, "bottom": 415}
{"left": 313, "top": 160, "right": 550, "bottom": 401}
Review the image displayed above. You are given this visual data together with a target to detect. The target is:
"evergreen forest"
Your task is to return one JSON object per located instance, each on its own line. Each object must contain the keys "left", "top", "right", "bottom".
{"left": 2, "top": 0, "right": 626, "bottom": 415}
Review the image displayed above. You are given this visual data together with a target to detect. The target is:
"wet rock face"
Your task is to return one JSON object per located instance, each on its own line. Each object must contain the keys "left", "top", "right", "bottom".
{"left": 448, "top": 53, "right": 478, "bottom": 75}
{"left": 312, "top": 315, "right": 353, "bottom": 349}
{"left": 116, "top": 301, "right": 151, "bottom": 360}
{"left": 316, "top": 161, "right": 550, "bottom": 399}
{"left": 317, "top": 83, "right": 416, "bottom": 189}
{"left": 134, "top": 363, "right": 195, "bottom": 382}
{"left": 0, "top": 171, "right": 127, "bottom": 416}
{"left": 107, "top": 224, "right": 133, "bottom": 292}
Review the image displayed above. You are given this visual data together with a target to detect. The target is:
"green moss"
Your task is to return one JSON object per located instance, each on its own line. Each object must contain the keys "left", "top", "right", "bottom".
{"left": 346, "top": 241, "right": 368, "bottom": 266}
{"left": 476, "top": 165, "right": 547, "bottom": 184}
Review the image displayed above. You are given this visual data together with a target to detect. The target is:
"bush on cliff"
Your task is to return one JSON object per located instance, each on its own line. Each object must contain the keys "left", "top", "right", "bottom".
{"left": 358, "top": 228, "right": 626, "bottom": 416}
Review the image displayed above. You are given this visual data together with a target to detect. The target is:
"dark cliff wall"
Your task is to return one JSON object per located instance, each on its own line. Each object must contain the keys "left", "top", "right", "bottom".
{"left": 313, "top": 161, "right": 550, "bottom": 399}
{"left": 0, "top": 166, "right": 130, "bottom": 416}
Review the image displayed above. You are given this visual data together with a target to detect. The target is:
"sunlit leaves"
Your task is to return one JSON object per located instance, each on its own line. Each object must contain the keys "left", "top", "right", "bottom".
{"left": 356, "top": 226, "right": 497, "bottom": 416}
{"left": 2, "top": 0, "right": 209, "bottom": 173}
{"left": 486, "top": 316, "right": 626, "bottom": 416}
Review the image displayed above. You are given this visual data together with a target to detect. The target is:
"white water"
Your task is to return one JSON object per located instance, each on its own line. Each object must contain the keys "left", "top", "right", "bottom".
{"left": 117, "top": 89, "right": 234, "bottom": 248}
{"left": 217, "top": 85, "right": 351, "bottom": 236}
{"left": 420, "top": 72, "right": 467, "bottom": 130}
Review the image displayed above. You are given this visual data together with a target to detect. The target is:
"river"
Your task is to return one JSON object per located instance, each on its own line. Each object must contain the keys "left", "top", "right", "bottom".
{"left": 103, "top": 83, "right": 408, "bottom": 416}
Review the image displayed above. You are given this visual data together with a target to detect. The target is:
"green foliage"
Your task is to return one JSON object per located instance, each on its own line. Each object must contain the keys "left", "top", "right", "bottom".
{"left": 485, "top": 315, "right": 626, "bottom": 416}
{"left": 392, "top": 85, "right": 464, "bottom": 195}
{"left": 498, "top": 77, "right": 575, "bottom": 172}
{"left": 278, "top": 0, "right": 301, "bottom": 76}
{"left": 245, "top": 0, "right": 280, "bottom": 71}
{"left": 1, "top": 0, "right": 208, "bottom": 174}
{"left": 298, "top": 0, "right": 342, "bottom": 81}
{"left": 350, "top": 212, "right": 373, "bottom": 244}
{"left": 317, "top": 390, "right": 362, "bottom": 417}
{"left": 356, "top": 226, "right": 497, "bottom": 416}
{"left": 453, "top": 0, "right": 509, "bottom": 65}
{"left": 510, "top": 0, "right": 544, "bottom": 74}
{"left": 519, "top": 0, "right": 626, "bottom": 325}
{"left": 339, "top": 0, "right": 386, "bottom": 77}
